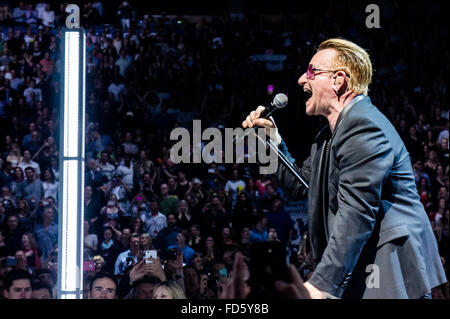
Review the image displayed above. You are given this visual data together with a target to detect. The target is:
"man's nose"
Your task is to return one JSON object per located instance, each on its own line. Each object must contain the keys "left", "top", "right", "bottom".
{"left": 298, "top": 72, "right": 307, "bottom": 86}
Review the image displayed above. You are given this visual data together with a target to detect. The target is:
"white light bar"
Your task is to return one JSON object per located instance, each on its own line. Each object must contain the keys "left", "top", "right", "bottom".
{"left": 58, "top": 28, "right": 85, "bottom": 299}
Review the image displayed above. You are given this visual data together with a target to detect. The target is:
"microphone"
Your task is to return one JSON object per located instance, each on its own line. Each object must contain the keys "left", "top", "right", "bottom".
{"left": 234, "top": 93, "right": 288, "bottom": 144}
{"left": 259, "top": 93, "right": 288, "bottom": 119}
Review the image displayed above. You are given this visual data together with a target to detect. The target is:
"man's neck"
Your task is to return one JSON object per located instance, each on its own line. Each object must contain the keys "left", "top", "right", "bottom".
{"left": 326, "top": 92, "right": 358, "bottom": 132}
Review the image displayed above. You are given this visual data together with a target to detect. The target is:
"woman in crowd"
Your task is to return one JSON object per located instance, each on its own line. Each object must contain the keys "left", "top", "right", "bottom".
{"left": 153, "top": 281, "right": 186, "bottom": 299}
{"left": 20, "top": 232, "right": 41, "bottom": 270}
{"left": 99, "top": 194, "right": 124, "bottom": 229}
{"left": 41, "top": 168, "right": 58, "bottom": 203}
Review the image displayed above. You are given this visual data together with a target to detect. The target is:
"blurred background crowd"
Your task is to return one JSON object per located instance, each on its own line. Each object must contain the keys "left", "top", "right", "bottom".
{"left": 0, "top": 0, "right": 448, "bottom": 299}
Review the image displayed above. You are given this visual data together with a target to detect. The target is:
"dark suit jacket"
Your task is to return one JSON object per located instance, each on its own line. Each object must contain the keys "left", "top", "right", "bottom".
{"left": 277, "top": 96, "right": 447, "bottom": 298}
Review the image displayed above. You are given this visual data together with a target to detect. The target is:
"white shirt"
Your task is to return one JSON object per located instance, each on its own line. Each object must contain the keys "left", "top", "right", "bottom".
{"left": 115, "top": 163, "right": 133, "bottom": 189}
{"left": 141, "top": 212, "right": 167, "bottom": 238}
{"left": 42, "top": 10, "right": 55, "bottom": 27}
{"left": 19, "top": 160, "right": 41, "bottom": 176}
{"left": 107, "top": 82, "right": 126, "bottom": 101}
{"left": 96, "top": 161, "right": 115, "bottom": 181}
{"left": 43, "top": 181, "right": 58, "bottom": 202}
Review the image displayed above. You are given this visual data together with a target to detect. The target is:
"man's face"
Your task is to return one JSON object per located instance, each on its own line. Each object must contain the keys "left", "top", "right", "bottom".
{"left": 135, "top": 283, "right": 155, "bottom": 299}
{"left": 90, "top": 278, "right": 116, "bottom": 299}
{"left": 38, "top": 273, "right": 54, "bottom": 287}
{"left": 4, "top": 279, "right": 32, "bottom": 299}
{"left": 25, "top": 169, "right": 34, "bottom": 180}
{"left": 7, "top": 216, "right": 18, "bottom": 230}
{"left": 87, "top": 159, "right": 96, "bottom": 170}
{"left": 167, "top": 214, "right": 176, "bottom": 227}
{"left": 122, "top": 228, "right": 131, "bottom": 241}
{"left": 160, "top": 184, "right": 169, "bottom": 196}
{"left": 23, "top": 150, "right": 31, "bottom": 161}
{"left": 150, "top": 201, "right": 158, "bottom": 213}
{"left": 130, "top": 236, "right": 140, "bottom": 250}
{"left": 101, "top": 153, "right": 109, "bottom": 163}
{"left": 32, "top": 288, "right": 52, "bottom": 299}
{"left": 298, "top": 49, "right": 338, "bottom": 116}
{"left": 44, "top": 209, "right": 54, "bottom": 221}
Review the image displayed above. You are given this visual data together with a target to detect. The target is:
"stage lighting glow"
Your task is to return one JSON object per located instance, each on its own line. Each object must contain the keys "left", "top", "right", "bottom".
{"left": 58, "top": 27, "right": 86, "bottom": 299}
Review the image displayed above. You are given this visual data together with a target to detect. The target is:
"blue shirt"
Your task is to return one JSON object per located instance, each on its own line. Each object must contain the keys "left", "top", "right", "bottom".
{"left": 34, "top": 222, "right": 58, "bottom": 260}
{"left": 168, "top": 244, "right": 196, "bottom": 265}
{"left": 114, "top": 249, "right": 139, "bottom": 276}
{"left": 250, "top": 227, "right": 268, "bottom": 243}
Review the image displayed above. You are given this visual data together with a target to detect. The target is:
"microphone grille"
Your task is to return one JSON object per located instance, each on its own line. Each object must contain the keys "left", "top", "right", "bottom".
{"left": 273, "top": 93, "right": 288, "bottom": 109}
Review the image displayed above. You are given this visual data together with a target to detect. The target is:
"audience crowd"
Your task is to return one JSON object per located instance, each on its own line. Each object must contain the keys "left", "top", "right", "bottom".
{"left": 0, "top": 1, "right": 448, "bottom": 299}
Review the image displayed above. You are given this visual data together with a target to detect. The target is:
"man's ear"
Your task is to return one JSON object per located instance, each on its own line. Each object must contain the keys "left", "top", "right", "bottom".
{"left": 332, "top": 70, "right": 348, "bottom": 96}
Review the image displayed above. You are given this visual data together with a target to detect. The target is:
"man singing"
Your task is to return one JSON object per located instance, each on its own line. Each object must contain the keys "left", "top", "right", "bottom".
{"left": 242, "top": 38, "right": 446, "bottom": 298}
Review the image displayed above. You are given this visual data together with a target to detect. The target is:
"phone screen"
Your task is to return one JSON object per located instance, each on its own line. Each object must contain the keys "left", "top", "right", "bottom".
{"left": 144, "top": 250, "right": 157, "bottom": 263}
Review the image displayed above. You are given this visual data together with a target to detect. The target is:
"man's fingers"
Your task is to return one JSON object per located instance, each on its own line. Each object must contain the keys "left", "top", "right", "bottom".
{"left": 255, "top": 106, "right": 265, "bottom": 117}
{"left": 253, "top": 118, "right": 274, "bottom": 128}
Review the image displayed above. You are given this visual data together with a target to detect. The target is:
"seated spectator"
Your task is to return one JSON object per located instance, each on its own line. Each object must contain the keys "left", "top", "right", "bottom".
{"left": 3, "top": 268, "right": 32, "bottom": 299}
{"left": 129, "top": 217, "right": 145, "bottom": 235}
{"left": 41, "top": 168, "right": 58, "bottom": 203}
{"left": 16, "top": 198, "right": 34, "bottom": 233}
{"left": 153, "top": 281, "right": 186, "bottom": 299}
{"left": 84, "top": 221, "right": 99, "bottom": 260}
{"left": 250, "top": 213, "right": 268, "bottom": 243}
{"left": 6, "top": 143, "right": 22, "bottom": 167}
{"left": 154, "top": 213, "right": 181, "bottom": 252}
{"left": 20, "top": 233, "right": 41, "bottom": 271}
{"left": 114, "top": 232, "right": 141, "bottom": 276}
{"left": 141, "top": 197, "right": 167, "bottom": 239}
{"left": 12, "top": 2, "right": 26, "bottom": 25}
{"left": 115, "top": 153, "right": 134, "bottom": 190}
{"left": 41, "top": 4, "right": 55, "bottom": 27}
{"left": 225, "top": 169, "right": 246, "bottom": 209}
{"left": 16, "top": 167, "right": 44, "bottom": 208}
{"left": 168, "top": 230, "right": 196, "bottom": 266}
{"left": 4, "top": 215, "right": 23, "bottom": 255}
{"left": 31, "top": 279, "right": 53, "bottom": 299}
{"left": 122, "top": 132, "right": 139, "bottom": 156}
{"left": 96, "top": 150, "right": 115, "bottom": 182}
{"left": 23, "top": 79, "right": 42, "bottom": 104}
{"left": 140, "top": 233, "right": 154, "bottom": 251}
{"left": 33, "top": 207, "right": 57, "bottom": 261}
{"left": 89, "top": 272, "right": 117, "bottom": 299}
{"left": 159, "top": 183, "right": 178, "bottom": 216}
{"left": 176, "top": 199, "right": 192, "bottom": 230}
{"left": 266, "top": 195, "right": 294, "bottom": 245}
{"left": 19, "top": 150, "right": 41, "bottom": 178}
{"left": 39, "top": 52, "right": 54, "bottom": 74}
{"left": 99, "top": 194, "right": 124, "bottom": 229}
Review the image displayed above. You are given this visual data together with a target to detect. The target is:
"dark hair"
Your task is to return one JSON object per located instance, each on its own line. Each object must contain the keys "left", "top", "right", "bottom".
{"left": 132, "top": 275, "right": 161, "bottom": 288}
{"left": 31, "top": 280, "right": 53, "bottom": 298}
{"left": 4, "top": 269, "right": 32, "bottom": 291}
{"left": 42, "top": 168, "right": 55, "bottom": 182}
{"left": 33, "top": 269, "right": 56, "bottom": 284}
{"left": 89, "top": 272, "right": 117, "bottom": 293}
{"left": 24, "top": 166, "right": 35, "bottom": 173}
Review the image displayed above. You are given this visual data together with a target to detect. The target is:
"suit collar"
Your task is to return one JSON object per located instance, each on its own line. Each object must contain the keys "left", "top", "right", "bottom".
{"left": 334, "top": 95, "right": 368, "bottom": 133}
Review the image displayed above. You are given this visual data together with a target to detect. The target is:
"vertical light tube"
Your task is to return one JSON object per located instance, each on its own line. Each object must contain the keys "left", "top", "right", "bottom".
{"left": 58, "top": 28, "right": 85, "bottom": 299}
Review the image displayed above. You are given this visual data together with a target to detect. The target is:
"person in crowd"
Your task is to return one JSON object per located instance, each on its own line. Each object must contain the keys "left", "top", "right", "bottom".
{"left": 153, "top": 281, "right": 186, "bottom": 299}
{"left": 89, "top": 272, "right": 117, "bottom": 299}
{"left": 3, "top": 268, "right": 32, "bottom": 299}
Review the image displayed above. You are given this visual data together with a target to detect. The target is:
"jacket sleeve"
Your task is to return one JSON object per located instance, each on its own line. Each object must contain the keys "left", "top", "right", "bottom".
{"left": 275, "top": 138, "right": 311, "bottom": 201}
{"left": 307, "top": 120, "right": 394, "bottom": 298}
